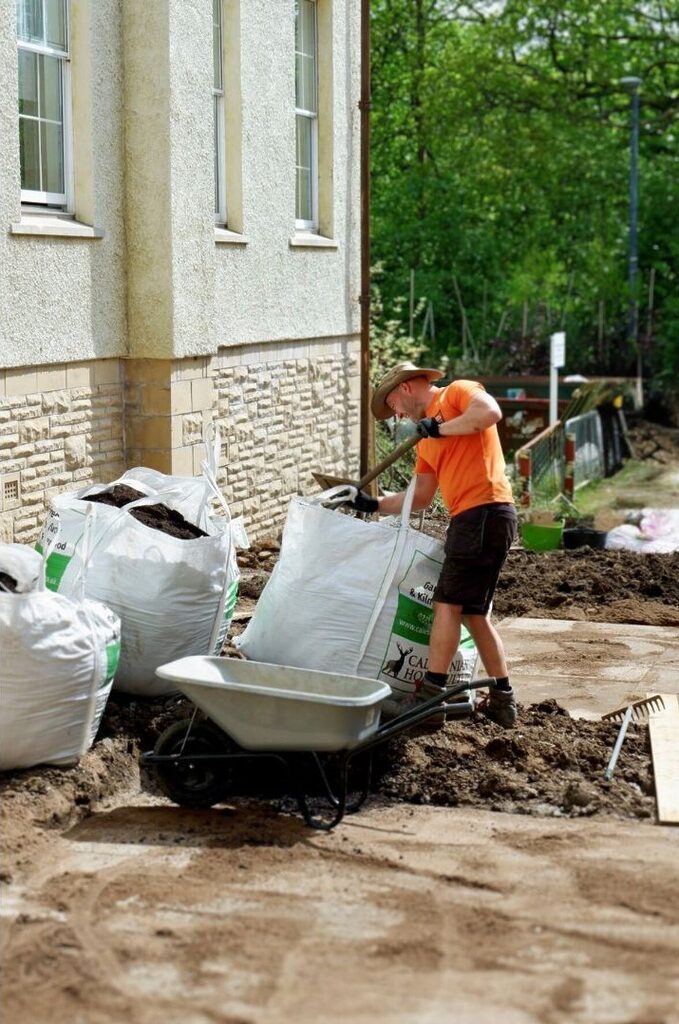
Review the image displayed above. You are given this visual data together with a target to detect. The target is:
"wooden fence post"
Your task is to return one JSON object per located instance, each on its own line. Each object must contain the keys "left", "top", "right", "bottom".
{"left": 517, "top": 448, "right": 532, "bottom": 509}
{"left": 564, "top": 431, "right": 576, "bottom": 500}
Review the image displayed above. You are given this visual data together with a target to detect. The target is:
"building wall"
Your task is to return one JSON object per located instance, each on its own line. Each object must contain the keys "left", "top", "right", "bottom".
{"left": 0, "top": 0, "right": 361, "bottom": 544}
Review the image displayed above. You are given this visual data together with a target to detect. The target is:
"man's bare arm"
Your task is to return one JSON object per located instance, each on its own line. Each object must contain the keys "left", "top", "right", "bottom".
{"left": 377, "top": 473, "right": 438, "bottom": 516}
{"left": 436, "top": 392, "right": 502, "bottom": 436}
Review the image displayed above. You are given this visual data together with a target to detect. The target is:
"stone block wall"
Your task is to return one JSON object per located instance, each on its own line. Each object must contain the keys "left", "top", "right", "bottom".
{"left": 0, "top": 335, "right": 360, "bottom": 545}
{"left": 214, "top": 336, "right": 361, "bottom": 535}
{"left": 0, "top": 361, "right": 124, "bottom": 544}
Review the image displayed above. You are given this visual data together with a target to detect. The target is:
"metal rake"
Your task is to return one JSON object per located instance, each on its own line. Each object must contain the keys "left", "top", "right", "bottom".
{"left": 602, "top": 694, "right": 665, "bottom": 781}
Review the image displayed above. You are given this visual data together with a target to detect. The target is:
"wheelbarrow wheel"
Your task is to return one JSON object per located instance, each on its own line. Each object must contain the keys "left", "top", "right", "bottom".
{"left": 152, "top": 719, "right": 235, "bottom": 809}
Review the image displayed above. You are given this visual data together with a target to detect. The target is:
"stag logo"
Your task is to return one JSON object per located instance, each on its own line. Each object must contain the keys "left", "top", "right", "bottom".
{"left": 382, "top": 642, "right": 413, "bottom": 679}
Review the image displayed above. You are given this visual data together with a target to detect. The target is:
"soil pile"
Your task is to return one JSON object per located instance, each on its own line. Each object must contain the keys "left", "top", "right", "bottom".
{"left": 494, "top": 548, "right": 679, "bottom": 625}
{"left": 129, "top": 504, "right": 207, "bottom": 540}
{"left": 374, "top": 700, "right": 654, "bottom": 820}
{"left": 0, "top": 735, "right": 139, "bottom": 881}
{"left": 87, "top": 485, "right": 207, "bottom": 540}
{"left": 0, "top": 572, "right": 18, "bottom": 592}
{"left": 87, "top": 484, "right": 145, "bottom": 507}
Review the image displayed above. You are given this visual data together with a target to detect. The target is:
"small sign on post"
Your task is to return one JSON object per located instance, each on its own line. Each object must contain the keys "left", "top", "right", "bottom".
{"left": 549, "top": 332, "right": 566, "bottom": 426}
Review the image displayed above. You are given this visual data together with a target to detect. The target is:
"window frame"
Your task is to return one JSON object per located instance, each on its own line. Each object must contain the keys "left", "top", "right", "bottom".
{"left": 17, "top": 0, "right": 73, "bottom": 210}
{"left": 295, "top": 0, "right": 319, "bottom": 232}
{"left": 213, "top": 0, "right": 227, "bottom": 226}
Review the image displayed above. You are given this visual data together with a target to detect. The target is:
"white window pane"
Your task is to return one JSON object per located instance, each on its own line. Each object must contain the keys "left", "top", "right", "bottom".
{"left": 296, "top": 113, "right": 312, "bottom": 170}
{"left": 40, "top": 53, "right": 62, "bottom": 123}
{"left": 18, "top": 48, "right": 38, "bottom": 117}
{"left": 296, "top": 1, "right": 315, "bottom": 59}
{"left": 296, "top": 114, "right": 313, "bottom": 222}
{"left": 295, "top": 1, "right": 316, "bottom": 111}
{"left": 41, "top": 119, "right": 64, "bottom": 193}
{"left": 296, "top": 166, "right": 312, "bottom": 223}
{"left": 17, "top": 0, "right": 43, "bottom": 44}
{"left": 19, "top": 116, "right": 41, "bottom": 190}
{"left": 213, "top": 0, "right": 222, "bottom": 90}
{"left": 45, "top": 0, "right": 67, "bottom": 50}
{"left": 296, "top": 52, "right": 316, "bottom": 112}
{"left": 214, "top": 94, "right": 220, "bottom": 214}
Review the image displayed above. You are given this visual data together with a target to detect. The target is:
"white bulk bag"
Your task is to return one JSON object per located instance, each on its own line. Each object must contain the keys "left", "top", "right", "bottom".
{"left": 236, "top": 480, "right": 478, "bottom": 708}
{"left": 0, "top": 543, "right": 42, "bottom": 593}
{"left": 0, "top": 545, "right": 120, "bottom": 771}
{"left": 37, "top": 447, "right": 244, "bottom": 697}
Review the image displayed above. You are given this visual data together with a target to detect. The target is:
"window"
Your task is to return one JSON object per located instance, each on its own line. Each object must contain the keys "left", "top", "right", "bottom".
{"left": 295, "top": 0, "right": 318, "bottom": 230}
{"left": 17, "top": 0, "right": 70, "bottom": 207}
{"left": 213, "top": 0, "right": 226, "bottom": 224}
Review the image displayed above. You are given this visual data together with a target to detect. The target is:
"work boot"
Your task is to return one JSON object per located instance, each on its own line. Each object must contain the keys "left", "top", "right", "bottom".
{"left": 415, "top": 679, "right": 448, "bottom": 728}
{"left": 382, "top": 680, "right": 448, "bottom": 729}
{"left": 479, "top": 686, "right": 517, "bottom": 729}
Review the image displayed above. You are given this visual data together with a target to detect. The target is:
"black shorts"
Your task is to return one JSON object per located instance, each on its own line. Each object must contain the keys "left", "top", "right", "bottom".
{"left": 433, "top": 503, "right": 517, "bottom": 615}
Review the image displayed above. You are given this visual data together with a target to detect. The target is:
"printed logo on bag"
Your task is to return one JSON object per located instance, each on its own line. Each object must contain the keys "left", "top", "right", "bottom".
{"left": 379, "top": 551, "right": 439, "bottom": 692}
{"left": 379, "top": 550, "right": 477, "bottom": 699}
{"left": 36, "top": 509, "right": 77, "bottom": 591}
{"left": 212, "top": 579, "right": 239, "bottom": 654}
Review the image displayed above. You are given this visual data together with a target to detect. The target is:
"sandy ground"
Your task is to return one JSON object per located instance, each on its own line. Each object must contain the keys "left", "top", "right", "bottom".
{"left": 2, "top": 425, "right": 679, "bottom": 1023}
{"left": 2, "top": 797, "right": 679, "bottom": 1024}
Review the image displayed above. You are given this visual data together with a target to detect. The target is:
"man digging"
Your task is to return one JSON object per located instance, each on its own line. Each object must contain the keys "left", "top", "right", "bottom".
{"left": 349, "top": 361, "right": 518, "bottom": 728}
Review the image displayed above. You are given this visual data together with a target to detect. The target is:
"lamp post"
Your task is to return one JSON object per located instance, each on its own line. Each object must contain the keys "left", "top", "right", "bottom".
{"left": 620, "top": 76, "right": 642, "bottom": 403}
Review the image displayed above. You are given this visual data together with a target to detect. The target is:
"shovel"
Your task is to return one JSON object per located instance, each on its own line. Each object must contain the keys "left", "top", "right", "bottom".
{"left": 312, "top": 432, "right": 421, "bottom": 508}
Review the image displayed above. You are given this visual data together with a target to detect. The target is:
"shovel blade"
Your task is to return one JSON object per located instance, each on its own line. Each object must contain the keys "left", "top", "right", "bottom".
{"left": 311, "top": 471, "right": 359, "bottom": 491}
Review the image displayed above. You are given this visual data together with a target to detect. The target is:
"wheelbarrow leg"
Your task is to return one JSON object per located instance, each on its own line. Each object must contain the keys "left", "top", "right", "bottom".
{"left": 293, "top": 754, "right": 349, "bottom": 831}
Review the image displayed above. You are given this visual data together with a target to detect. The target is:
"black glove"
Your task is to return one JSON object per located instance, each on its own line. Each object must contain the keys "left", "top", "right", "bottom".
{"left": 351, "top": 490, "right": 379, "bottom": 513}
{"left": 416, "top": 416, "right": 441, "bottom": 438}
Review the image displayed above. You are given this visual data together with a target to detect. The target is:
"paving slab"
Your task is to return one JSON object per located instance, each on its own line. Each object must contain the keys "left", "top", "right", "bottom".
{"left": 495, "top": 617, "right": 679, "bottom": 719}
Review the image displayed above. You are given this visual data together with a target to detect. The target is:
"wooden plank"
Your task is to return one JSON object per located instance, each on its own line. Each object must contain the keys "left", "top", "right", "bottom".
{"left": 647, "top": 693, "right": 679, "bottom": 825}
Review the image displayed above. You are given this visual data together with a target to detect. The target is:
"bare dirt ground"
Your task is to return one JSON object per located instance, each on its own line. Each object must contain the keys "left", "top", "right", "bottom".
{"left": 2, "top": 420, "right": 679, "bottom": 1024}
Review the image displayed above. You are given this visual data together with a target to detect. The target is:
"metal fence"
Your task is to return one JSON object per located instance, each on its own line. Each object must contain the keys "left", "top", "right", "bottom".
{"left": 515, "top": 410, "right": 607, "bottom": 508}
{"left": 564, "top": 410, "right": 605, "bottom": 489}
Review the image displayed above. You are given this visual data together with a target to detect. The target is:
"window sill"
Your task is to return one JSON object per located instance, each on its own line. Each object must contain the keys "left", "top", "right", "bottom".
{"left": 289, "top": 232, "right": 338, "bottom": 249}
{"left": 214, "top": 227, "right": 248, "bottom": 245}
{"left": 10, "top": 214, "right": 104, "bottom": 239}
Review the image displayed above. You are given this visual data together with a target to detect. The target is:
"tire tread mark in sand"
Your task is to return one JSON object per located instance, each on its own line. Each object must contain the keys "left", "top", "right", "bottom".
{"left": 315, "top": 845, "right": 507, "bottom": 895}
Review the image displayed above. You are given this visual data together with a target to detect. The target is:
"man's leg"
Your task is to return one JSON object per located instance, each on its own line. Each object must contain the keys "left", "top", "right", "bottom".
{"left": 427, "top": 601, "right": 463, "bottom": 674}
{"left": 463, "top": 613, "right": 508, "bottom": 679}
{"left": 464, "top": 612, "right": 516, "bottom": 728}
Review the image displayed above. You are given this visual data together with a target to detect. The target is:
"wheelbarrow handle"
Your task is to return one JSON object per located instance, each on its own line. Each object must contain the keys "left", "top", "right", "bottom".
{"left": 356, "top": 432, "right": 421, "bottom": 491}
{"left": 350, "top": 677, "right": 498, "bottom": 757}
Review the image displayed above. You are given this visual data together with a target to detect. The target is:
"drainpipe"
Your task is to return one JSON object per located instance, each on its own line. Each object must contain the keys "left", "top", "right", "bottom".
{"left": 359, "top": 0, "right": 371, "bottom": 479}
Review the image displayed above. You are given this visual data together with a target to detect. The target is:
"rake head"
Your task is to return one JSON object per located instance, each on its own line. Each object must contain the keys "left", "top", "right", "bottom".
{"left": 602, "top": 694, "right": 666, "bottom": 724}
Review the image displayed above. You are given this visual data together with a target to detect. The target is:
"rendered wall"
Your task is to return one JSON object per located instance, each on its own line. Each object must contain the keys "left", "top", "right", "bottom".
{"left": 213, "top": 0, "right": 361, "bottom": 349}
{"left": 0, "top": 0, "right": 128, "bottom": 368}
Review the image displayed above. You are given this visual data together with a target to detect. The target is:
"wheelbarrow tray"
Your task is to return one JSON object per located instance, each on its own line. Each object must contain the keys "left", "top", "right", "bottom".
{"left": 155, "top": 656, "right": 392, "bottom": 752}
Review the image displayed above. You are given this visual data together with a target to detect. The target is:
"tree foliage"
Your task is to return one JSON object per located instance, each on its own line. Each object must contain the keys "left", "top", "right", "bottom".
{"left": 371, "top": 0, "right": 679, "bottom": 385}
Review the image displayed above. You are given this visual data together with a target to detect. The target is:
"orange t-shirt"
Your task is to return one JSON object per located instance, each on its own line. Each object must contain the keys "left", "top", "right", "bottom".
{"left": 414, "top": 380, "right": 514, "bottom": 517}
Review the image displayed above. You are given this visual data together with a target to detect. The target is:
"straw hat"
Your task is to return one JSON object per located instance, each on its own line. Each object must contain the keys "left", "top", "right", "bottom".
{"left": 370, "top": 361, "right": 443, "bottom": 420}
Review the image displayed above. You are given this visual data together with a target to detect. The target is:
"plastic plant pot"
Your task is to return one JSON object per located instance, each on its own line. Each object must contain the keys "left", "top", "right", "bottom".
{"left": 520, "top": 522, "right": 564, "bottom": 551}
{"left": 562, "top": 527, "right": 608, "bottom": 550}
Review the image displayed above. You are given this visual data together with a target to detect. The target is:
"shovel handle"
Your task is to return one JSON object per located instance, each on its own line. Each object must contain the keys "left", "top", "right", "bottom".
{"left": 357, "top": 432, "right": 420, "bottom": 491}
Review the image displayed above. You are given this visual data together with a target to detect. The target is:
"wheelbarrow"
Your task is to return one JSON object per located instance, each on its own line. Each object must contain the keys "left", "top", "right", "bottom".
{"left": 142, "top": 656, "right": 500, "bottom": 830}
